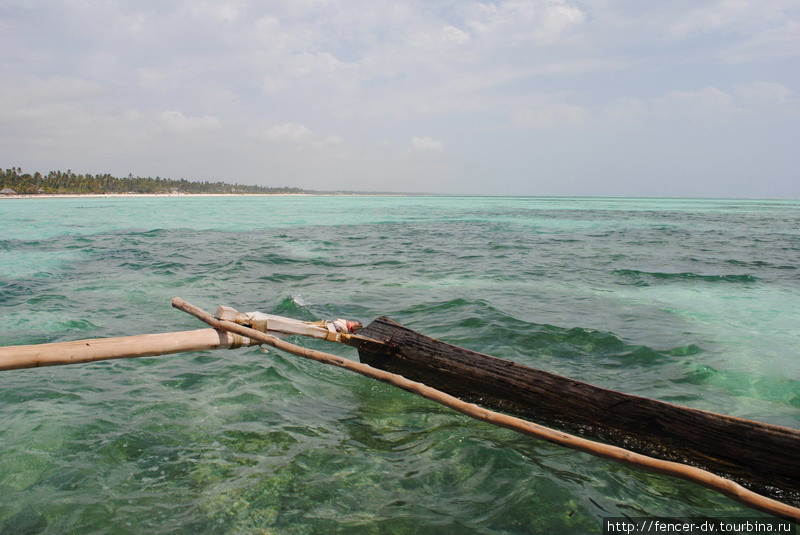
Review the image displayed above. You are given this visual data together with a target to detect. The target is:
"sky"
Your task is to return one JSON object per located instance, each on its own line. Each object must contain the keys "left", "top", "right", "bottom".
{"left": 1, "top": 0, "right": 798, "bottom": 197}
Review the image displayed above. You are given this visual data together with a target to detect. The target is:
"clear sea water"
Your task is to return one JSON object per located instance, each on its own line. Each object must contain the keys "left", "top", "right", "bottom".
{"left": 0, "top": 196, "right": 798, "bottom": 534}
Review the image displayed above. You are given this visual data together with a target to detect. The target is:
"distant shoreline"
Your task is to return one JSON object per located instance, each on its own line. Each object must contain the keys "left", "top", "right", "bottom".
{"left": 2, "top": 193, "right": 798, "bottom": 201}
{"left": 0, "top": 192, "right": 327, "bottom": 199}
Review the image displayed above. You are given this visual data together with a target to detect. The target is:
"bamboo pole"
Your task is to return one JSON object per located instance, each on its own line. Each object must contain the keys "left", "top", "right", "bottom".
{"left": 172, "top": 297, "right": 800, "bottom": 521}
{"left": 0, "top": 328, "right": 258, "bottom": 371}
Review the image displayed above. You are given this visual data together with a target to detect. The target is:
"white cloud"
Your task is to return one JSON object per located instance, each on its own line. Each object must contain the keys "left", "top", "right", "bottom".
{"left": 593, "top": 83, "right": 798, "bottom": 132}
{"left": 83, "top": 52, "right": 118, "bottom": 75}
{"left": 263, "top": 122, "right": 315, "bottom": 143}
{"left": 112, "top": 12, "right": 148, "bottom": 35}
{"left": 669, "top": 0, "right": 791, "bottom": 39}
{"left": 410, "top": 136, "right": 444, "bottom": 153}
{"left": 602, "top": 98, "right": 647, "bottom": 123}
{"left": 159, "top": 111, "right": 221, "bottom": 133}
{"left": 721, "top": 20, "right": 800, "bottom": 62}
{"left": 252, "top": 15, "right": 314, "bottom": 54}
{"left": 526, "top": 57, "right": 631, "bottom": 77}
{"left": 0, "top": 75, "right": 102, "bottom": 113}
{"left": 513, "top": 100, "right": 589, "bottom": 128}
{"left": 192, "top": 1, "right": 242, "bottom": 23}
{"left": 262, "top": 76, "right": 288, "bottom": 94}
{"left": 736, "top": 81, "right": 792, "bottom": 103}
{"left": 538, "top": 1, "right": 587, "bottom": 42}
{"left": 322, "top": 135, "right": 344, "bottom": 146}
{"left": 664, "top": 0, "right": 800, "bottom": 62}
{"left": 653, "top": 87, "right": 734, "bottom": 116}
{"left": 441, "top": 25, "right": 470, "bottom": 45}
{"left": 465, "top": 0, "right": 586, "bottom": 44}
{"left": 138, "top": 68, "right": 170, "bottom": 90}
{"left": 286, "top": 52, "right": 346, "bottom": 77}
{"left": 252, "top": 16, "right": 290, "bottom": 52}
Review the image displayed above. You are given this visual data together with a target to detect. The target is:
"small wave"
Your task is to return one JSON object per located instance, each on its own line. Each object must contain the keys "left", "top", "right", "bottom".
{"left": 271, "top": 295, "right": 316, "bottom": 320}
{"left": 149, "top": 260, "right": 185, "bottom": 276}
{"left": 55, "top": 319, "right": 101, "bottom": 333}
{"left": 400, "top": 297, "right": 480, "bottom": 316}
{"left": 395, "top": 298, "right": 698, "bottom": 369}
{"left": 25, "top": 293, "right": 72, "bottom": 309}
{"left": 725, "top": 259, "right": 797, "bottom": 271}
{"left": 257, "top": 273, "right": 309, "bottom": 283}
{"left": 129, "top": 229, "right": 170, "bottom": 237}
{"left": 675, "top": 364, "right": 800, "bottom": 408}
{"left": 613, "top": 269, "right": 758, "bottom": 285}
{"left": 235, "top": 252, "right": 300, "bottom": 266}
{"left": 514, "top": 324, "right": 701, "bottom": 367}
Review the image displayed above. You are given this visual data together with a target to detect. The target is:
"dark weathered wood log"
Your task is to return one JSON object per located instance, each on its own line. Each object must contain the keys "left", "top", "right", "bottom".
{"left": 357, "top": 316, "right": 800, "bottom": 504}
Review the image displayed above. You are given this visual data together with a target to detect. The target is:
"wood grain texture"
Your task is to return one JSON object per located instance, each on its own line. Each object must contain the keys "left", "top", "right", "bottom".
{"left": 0, "top": 329, "right": 257, "bottom": 370}
{"left": 358, "top": 316, "right": 800, "bottom": 503}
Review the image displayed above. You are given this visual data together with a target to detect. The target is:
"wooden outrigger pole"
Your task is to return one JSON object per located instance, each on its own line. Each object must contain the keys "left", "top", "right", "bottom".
{"left": 0, "top": 329, "right": 259, "bottom": 371}
{"left": 0, "top": 297, "right": 798, "bottom": 521}
{"left": 0, "top": 308, "right": 374, "bottom": 371}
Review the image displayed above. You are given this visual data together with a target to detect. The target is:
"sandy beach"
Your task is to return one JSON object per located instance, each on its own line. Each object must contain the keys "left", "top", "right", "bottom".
{"left": 0, "top": 192, "right": 318, "bottom": 199}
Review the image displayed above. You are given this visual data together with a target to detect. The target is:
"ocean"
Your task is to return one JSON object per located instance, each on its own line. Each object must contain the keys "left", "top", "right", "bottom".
{"left": 1, "top": 196, "right": 798, "bottom": 534}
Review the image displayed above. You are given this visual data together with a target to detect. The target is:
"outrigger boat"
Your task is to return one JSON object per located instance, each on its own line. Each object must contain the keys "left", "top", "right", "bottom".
{"left": 1, "top": 298, "right": 798, "bottom": 521}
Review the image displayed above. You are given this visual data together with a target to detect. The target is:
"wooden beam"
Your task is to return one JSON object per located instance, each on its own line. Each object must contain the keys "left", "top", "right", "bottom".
{"left": 357, "top": 316, "right": 800, "bottom": 504}
{"left": 0, "top": 329, "right": 258, "bottom": 371}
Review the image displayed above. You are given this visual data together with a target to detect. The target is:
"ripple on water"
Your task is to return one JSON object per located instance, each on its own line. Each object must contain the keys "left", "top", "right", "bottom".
{"left": 1, "top": 197, "right": 798, "bottom": 534}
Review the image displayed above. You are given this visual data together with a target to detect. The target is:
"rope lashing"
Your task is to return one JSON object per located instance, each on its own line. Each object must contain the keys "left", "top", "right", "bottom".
{"left": 227, "top": 332, "right": 245, "bottom": 349}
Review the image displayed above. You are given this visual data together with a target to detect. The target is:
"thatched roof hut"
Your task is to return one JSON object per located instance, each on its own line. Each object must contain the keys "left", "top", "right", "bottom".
{"left": 0, "top": 187, "right": 17, "bottom": 195}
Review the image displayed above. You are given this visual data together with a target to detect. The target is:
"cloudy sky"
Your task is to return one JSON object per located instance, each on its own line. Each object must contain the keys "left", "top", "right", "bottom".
{"left": 1, "top": 1, "right": 798, "bottom": 196}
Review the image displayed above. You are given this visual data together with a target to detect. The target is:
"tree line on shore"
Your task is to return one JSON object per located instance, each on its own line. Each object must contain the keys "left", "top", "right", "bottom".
{"left": 0, "top": 167, "right": 306, "bottom": 195}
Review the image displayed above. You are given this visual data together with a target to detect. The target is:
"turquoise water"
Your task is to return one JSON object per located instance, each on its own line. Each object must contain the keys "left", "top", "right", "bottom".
{"left": 1, "top": 196, "right": 798, "bottom": 534}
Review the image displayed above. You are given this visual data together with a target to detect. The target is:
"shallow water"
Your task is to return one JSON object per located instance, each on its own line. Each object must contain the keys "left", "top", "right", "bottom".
{"left": 1, "top": 196, "right": 798, "bottom": 534}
